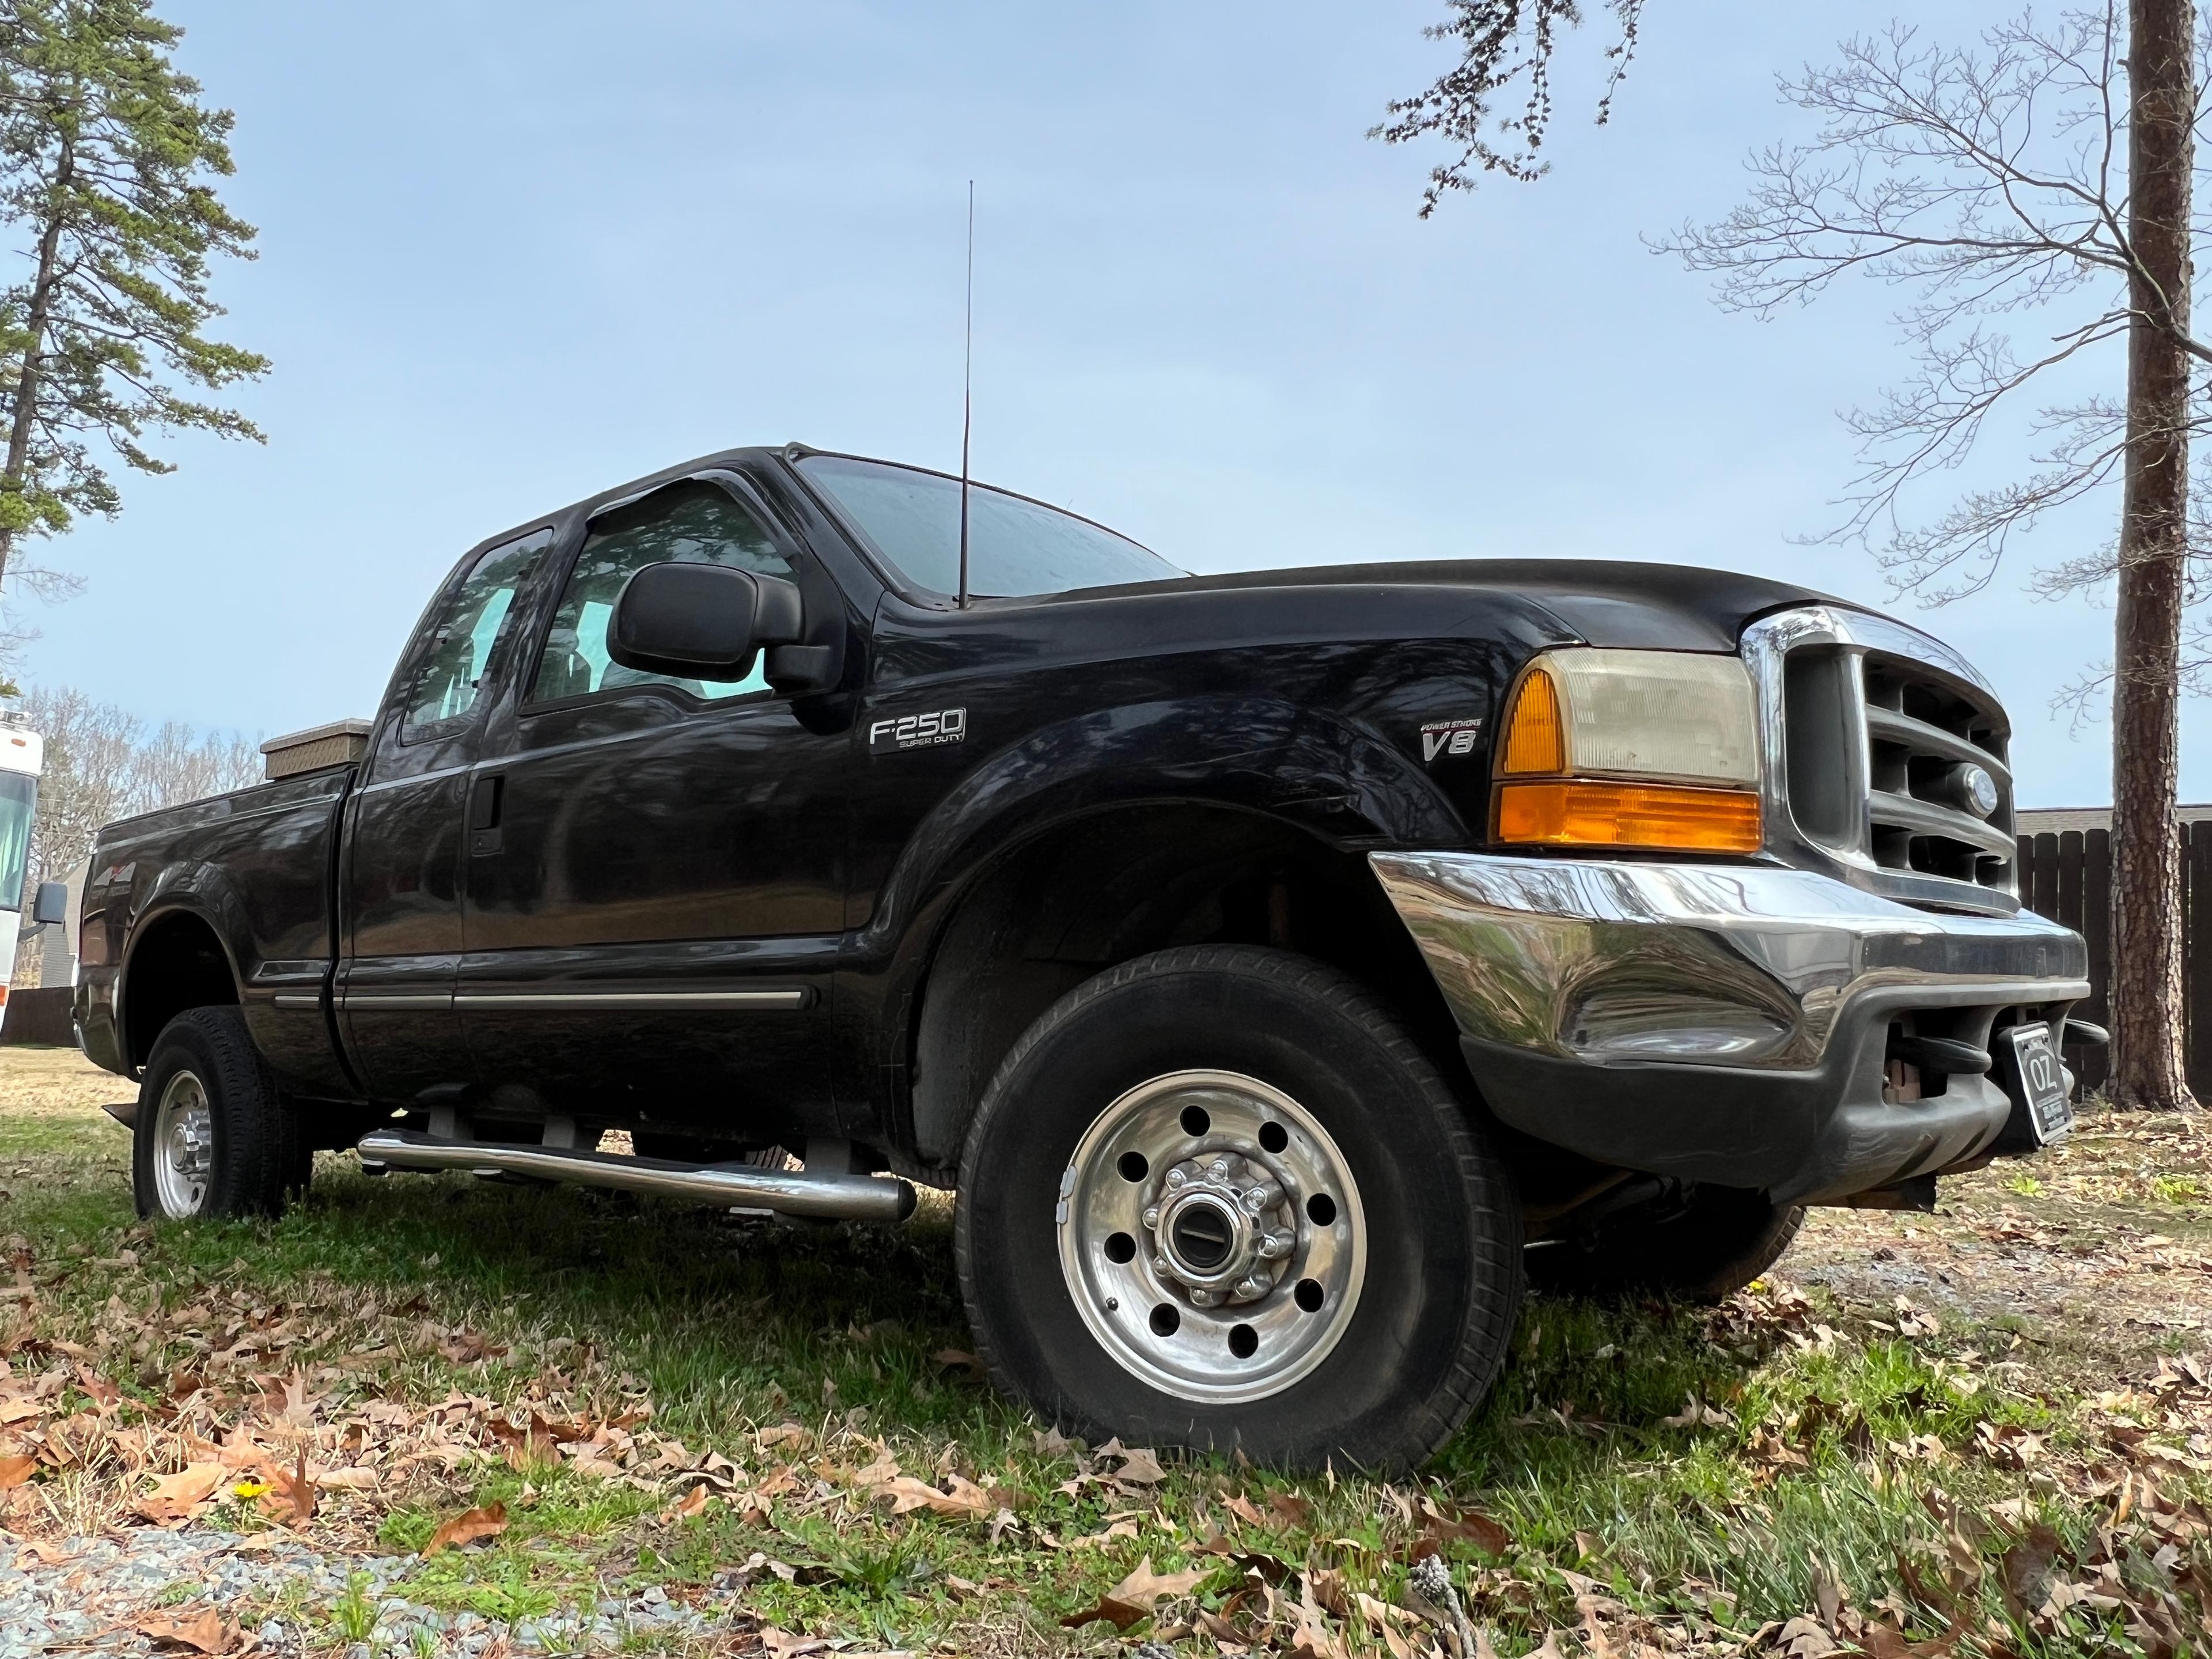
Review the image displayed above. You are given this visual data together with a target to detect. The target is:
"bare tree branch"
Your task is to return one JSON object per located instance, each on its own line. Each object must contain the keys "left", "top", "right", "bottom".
{"left": 1372, "top": 1, "right": 1646, "bottom": 213}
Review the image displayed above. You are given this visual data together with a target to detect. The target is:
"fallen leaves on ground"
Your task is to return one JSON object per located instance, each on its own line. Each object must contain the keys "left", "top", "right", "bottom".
{"left": 421, "top": 1499, "right": 509, "bottom": 1556}
{"left": 132, "top": 1607, "right": 243, "bottom": 1655}
{"left": 1060, "top": 1554, "right": 1211, "bottom": 1630}
{"left": 135, "top": 1462, "right": 225, "bottom": 1523}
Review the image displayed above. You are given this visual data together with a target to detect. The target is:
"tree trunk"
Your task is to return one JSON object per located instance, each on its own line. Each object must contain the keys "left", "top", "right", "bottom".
{"left": 0, "top": 124, "right": 73, "bottom": 603}
{"left": 2109, "top": 0, "right": 2199, "bottom": 1111}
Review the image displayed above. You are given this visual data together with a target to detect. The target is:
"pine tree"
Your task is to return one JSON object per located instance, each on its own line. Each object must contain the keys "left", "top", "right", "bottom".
{"left": 0, "top": 0, "right": 266, "bottom": 607}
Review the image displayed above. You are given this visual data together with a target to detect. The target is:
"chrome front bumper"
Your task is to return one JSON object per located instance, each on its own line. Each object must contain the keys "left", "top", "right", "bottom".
{"left": 1369, "top": 852, "right": 2090, "bottom": 1203}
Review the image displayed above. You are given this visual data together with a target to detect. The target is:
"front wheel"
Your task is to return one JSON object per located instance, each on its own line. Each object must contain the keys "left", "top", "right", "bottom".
{"left": 955, "top": 946, "right": 1522, "bottom": 1472}
{"left": 133, "top": 1007, "right": 304, "bottom": 1221}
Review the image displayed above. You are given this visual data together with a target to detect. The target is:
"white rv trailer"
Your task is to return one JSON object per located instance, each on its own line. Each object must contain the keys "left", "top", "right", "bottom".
{"left": 0, "top": 713, "right": 44, "bottom": 1009}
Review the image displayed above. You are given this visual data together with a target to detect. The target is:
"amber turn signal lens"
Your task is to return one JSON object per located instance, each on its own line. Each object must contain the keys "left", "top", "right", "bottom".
{"left": 1494, "top": 780, "right": 1763, "bottom": 853}
{"left": 1499, "top": 666, "right": 1565, "bottom": 774}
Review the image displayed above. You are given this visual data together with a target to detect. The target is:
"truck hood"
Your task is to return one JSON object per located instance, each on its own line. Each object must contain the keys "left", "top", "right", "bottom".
{"left": 1066, "top": 558, "right": 1851, "bottom": 654}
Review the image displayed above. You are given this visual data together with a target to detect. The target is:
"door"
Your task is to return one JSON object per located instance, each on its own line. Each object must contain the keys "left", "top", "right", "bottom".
{"left": 341, "top": 528, "right": 554, "bottom": 1103}
{"left": 459, "top": 474, "right": 853, "bottom": 1142}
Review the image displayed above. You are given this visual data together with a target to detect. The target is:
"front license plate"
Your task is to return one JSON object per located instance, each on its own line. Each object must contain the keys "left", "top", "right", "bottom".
{"left": 2006, "top": 1022, "right": 2073, "bottom": 1143}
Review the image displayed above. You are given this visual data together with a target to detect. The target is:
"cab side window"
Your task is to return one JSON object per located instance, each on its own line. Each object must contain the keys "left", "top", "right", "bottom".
{"left": 531, "top": 481, "right": 794, "bottom": 705}
{"left": 400, "top": 530, "right": 552, "bottom": 740}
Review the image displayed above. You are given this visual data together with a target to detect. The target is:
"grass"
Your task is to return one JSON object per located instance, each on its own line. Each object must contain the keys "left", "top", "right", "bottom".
{"left": 0, "top": 1045, "right": 2207, "bottom": 1657}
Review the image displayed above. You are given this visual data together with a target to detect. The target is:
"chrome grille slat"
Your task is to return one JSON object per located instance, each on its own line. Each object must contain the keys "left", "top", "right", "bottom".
{"left": 1863, "top": 706, "right": 2012, "bottom": 786}
{"left": 1865, "top": 789, "right": 2017, "bottom": 859}
{"left": 1739, "top": 606, "right": 2020, "bottom": 917}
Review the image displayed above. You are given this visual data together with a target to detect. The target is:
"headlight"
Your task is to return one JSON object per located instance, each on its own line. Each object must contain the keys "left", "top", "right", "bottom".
{"left": 1493, "top": 648, "right": 1763, "bottom": 854}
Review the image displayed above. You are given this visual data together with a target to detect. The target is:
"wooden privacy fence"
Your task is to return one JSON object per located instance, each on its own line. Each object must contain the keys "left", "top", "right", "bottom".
{"left": 2016, "top": 820, "right": 2212, "bottom": 1097}
{"left": 0, "top": 984, "right": 74, "bottom": 1047}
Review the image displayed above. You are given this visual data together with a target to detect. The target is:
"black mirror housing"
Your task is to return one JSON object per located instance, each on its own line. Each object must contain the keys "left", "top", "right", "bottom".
{"left": 31, "top": 880, "right": 66, "bottom": 927}
{"left": 605, "top": 562, "right": 803, "bottom": 683}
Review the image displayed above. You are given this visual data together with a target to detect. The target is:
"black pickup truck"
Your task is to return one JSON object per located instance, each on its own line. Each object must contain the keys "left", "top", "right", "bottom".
{"left": 75, "top": 443, "right": 2091, "bottom": 1469}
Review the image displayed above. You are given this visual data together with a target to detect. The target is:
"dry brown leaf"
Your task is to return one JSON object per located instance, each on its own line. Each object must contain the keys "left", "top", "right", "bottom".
{"left": 137, "top": 1463, "right": 225, "bottom": 1524}
{"left": 931, "top": 1347, "right": 983, "bottom": 1372}
{"left": 1225, "top": 1492, "right": 1266, "bottom": 1527}
{"left": 1416, "top": 1497, "right": 1512, "bottom": 1559}
{"left": 259, "top": 1445, "right": 316, "bottom": 1527}
{"left": 134, "top": 1607, "right": 242, "bottom": 1655}
{"left": 1999, "top": 1524, "right": 2065, "bottom": 1618}
{"left": 74, "top": 1365, "right": 120, "bottom": 1414}
{"left": 873, "top": 1472, "right": 996, "bottom": 1519}
{"left": 1114, "top": 1445, "right": 1168, "bottom": 1483}
{"left": 1068, "top": 1517, "right": 1141, "bottom": 1548}
{"left": 758, "top": 1630, "right": 830, "bottom": 1658}
{"left": 663, "top": 1482, "right": 714, "bottom": 1523}
{"left": 757, "top": 1421, "right": 813, "bottom": 1452}
{"left": 1060, "top": 1554, "right": 1212, "bottom": 1630}
{"left": 1270, "top": 1490, "right": 1317, "bottom": 1528}
{"left": 422, "top": 1499, "right": 509, "bottom": 1556}
{"left": 0, "top": 1452, "right": 33, "bottom": 1490}
{"left": 1661, "top": 1393, "right": 1734, "bottom": 1429}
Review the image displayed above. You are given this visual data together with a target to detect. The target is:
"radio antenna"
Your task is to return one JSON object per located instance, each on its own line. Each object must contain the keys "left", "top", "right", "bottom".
{"left": 957, "top": 180, "right": 974, "bottom": 609}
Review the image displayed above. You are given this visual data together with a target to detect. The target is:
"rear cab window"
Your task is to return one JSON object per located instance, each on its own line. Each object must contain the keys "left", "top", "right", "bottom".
{"left": 400, "top": 530, "right": 554, "bottom": 742}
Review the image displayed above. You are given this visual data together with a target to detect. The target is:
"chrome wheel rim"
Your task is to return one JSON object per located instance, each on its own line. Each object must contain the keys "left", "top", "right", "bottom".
{"left": 151, "top": 1070, "right": 214, "bottom": 1218}
{"left": 1057, "top": 1070, "right": 1366, "bottom": 1404}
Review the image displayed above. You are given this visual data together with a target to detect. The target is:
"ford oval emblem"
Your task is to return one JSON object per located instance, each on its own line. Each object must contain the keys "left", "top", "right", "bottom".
{"left": 1960, "top": 763, "right": 1999, "bottom": 819}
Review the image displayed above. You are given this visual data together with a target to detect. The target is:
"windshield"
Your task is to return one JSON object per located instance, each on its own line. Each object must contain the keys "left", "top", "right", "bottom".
{"left": 797, "top": 454, "right": 1182, "bottom": 598}
{"left": 0, "top": 772, "right": 34, "bottom": 912}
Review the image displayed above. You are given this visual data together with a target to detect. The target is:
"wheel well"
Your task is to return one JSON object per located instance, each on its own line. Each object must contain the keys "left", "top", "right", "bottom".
{"left": 906, "top": 805, "right": 1464, "bottom": 1173}
{"left": 122, "top": 911, "right": 238, "bottom": 1069}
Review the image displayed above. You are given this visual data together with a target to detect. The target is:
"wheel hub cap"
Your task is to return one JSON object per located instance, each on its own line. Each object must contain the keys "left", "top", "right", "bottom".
{"left": 1147, "top": 1152, "right": 1294, "bottom": 1305}
{"left": 1056, "top": 1070, "right": 1366, "bottom": 1404}
{"left": 151, "top": 1070, "right": 213, "bottom": 1218}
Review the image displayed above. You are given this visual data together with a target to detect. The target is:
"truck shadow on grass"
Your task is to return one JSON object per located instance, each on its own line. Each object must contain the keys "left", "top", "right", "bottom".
{"left": 175, "top": 1162, "right": 1813, "bottom": 1470}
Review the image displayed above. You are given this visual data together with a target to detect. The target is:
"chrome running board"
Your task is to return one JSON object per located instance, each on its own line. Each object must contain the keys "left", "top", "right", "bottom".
{"left": 354, "top": 1129, "right": 916, "bottom": 1222}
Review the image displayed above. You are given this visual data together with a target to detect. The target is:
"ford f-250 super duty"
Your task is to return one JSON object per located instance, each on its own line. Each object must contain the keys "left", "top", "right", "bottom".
{"left": 74, "top": 443, "right": 2093, "bottom": 1469}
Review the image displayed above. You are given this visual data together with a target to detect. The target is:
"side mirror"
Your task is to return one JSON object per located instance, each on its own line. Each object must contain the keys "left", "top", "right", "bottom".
{"left": 605, "top": 563, "right": 803, "bottom": 682}
{"left": 31, "top": 881, "right": 66, "bottom": 927}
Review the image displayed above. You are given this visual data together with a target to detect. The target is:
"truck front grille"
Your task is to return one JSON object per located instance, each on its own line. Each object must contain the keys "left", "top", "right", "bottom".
{"left": 1860, "top": 653, "right": 2016, "bottom": 892}
{"left": 1743, "top": 607, "right": 2019, "bottom": 915}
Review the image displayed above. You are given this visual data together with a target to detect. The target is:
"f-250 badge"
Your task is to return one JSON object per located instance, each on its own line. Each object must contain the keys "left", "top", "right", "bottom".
{"left": 1420, "top": 717, "right": 1483, "bottom": 763}
{"left": 869, "top": 707, "right": 968, "bottom": 754}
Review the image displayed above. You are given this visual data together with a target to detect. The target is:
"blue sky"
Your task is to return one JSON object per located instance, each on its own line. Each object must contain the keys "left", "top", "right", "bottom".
{"left": 14, "top": 0, "right": 2199, "bottom": 806}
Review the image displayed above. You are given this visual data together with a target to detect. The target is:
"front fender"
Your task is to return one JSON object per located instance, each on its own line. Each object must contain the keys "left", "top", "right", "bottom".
{"left": 861, "top": 691, "right": 1472, "bottom": 966}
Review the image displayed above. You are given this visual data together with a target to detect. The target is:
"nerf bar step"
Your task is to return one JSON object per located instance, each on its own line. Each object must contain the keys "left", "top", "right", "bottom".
{"left": 354, "top": 1128, "right": 916, "bottom": 1223}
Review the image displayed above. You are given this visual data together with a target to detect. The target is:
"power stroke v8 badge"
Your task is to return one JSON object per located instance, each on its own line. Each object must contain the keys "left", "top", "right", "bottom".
{"left": 1419, "top": 717, "right": 1483, "bottom": 763}
{"left": 869, "top": 706, "right": 968, "bottom": 754}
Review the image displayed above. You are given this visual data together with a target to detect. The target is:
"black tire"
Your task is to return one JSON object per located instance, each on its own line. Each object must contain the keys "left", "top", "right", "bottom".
{"left": 1527, "top": 1185, "right": 1804, "bottom": 1302}
{"left": 955, "top": 945, "right": 1523, "bottom": 1472}
{"left": 132, "top": 1007, "right": 305, "bottom": 1221}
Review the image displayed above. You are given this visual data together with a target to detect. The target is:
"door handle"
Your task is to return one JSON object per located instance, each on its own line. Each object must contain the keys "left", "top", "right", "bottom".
{"left": 469, "top": 774, "right": 504, "bottom": 856}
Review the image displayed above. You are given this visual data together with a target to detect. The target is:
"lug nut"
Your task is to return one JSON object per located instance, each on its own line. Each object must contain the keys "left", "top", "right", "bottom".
{"left": 1142, "top": 1206, "right": 1160, "bottom": 1228}
{"left": 1166, "top": 1169, "right": 1187, "bottom": 1188}
{"left": 1259, "top": 1232, "right": 1292, "bottom": 1260}
{"left": 1190, "top": 1287, "right": 1218, "bottom": 1308}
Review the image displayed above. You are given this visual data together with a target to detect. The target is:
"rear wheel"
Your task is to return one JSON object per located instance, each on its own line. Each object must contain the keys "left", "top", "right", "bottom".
{"left": 132, "top": 1007, "right": 305, "bottom": 1221}
{"left": 1527, "top": 1185, "right": 1803, "bottom": 1302}
{"left": 956, "top": 945, "right": 1522, "bottom": 1471}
